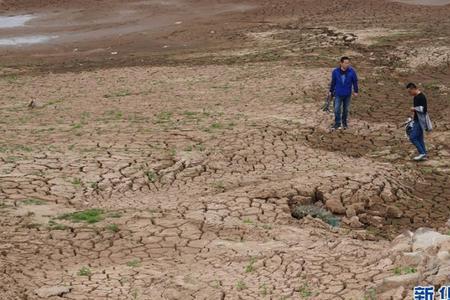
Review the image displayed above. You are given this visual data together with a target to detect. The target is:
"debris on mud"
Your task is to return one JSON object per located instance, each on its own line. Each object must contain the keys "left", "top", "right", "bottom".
{"left": 291, "top": 204, "right": 340, "bottom": 227}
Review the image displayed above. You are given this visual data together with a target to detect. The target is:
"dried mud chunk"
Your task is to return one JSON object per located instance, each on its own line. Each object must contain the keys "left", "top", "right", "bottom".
{"left": 325, "top": 198, "right": 346, "bottom": 214}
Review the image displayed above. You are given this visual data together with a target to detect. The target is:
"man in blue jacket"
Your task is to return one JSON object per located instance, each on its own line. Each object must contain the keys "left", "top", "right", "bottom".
{"left": 329, "top": 56, "right": 359, "bottom": 130}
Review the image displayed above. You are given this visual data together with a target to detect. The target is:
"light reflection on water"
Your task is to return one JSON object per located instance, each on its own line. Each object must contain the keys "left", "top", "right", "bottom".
{"left": 0, "top": 35, "right": 58, "bottom": 46}
{"left": 0, "top": 15, "right": 35, "bottom": 29}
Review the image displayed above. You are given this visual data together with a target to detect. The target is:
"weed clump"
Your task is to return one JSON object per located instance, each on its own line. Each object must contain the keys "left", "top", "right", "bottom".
{"left": 291, "top": 205, "right": 340, "bottom": 227}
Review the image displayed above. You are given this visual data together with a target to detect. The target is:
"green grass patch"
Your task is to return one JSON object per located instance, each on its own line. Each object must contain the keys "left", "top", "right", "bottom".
{"left": 4, "top": 156, "right": 21, "bottom": 163}
{"left": 90, "top": 182, "right": 99, "bottom": 190}
{"left": 58, "top": 209, "right": 105, "bottom": 224}
{"left": 48, "top": 220, "right": 68, "bottom": 230}
{"left": 420, "top": 167, "right": 434, "bottom": 175}
{"left": 106, "top": 223, "right": 120, "bottom": 233}
{"left": 131, "top": 289, "right": 139, "bottom": 300}
{"left": 22, "top": 198, "right": 45, "bottom": 205}
{"left": 244, "top": 257, "right": 256, "bottom": 273}
{"left": 145, "top": 170, "right": 157, "bottom": 183}
{"left": 183, "top": 111, "right": 199, "bottom": 118}
{"left": 212, "top": 181, "right": 225, "bottom": 191}
{"left": 155, "top": 111, "right": 173, "bottom": 124}
{"left": 108, "top": 212, "right": 122, "bottom": 218}
{"left": 299, "top": 284, "right": 312, "bottom": 298}
{"left": 393, "top": 266, "right": 417, "bottom": 275}
{"left": 43, "top": 99, "right": 64, "bottom": 108}
{"left": 261, "top": 224, "right": 272, "bottom": 230}
{"left": 3, "top": 74, "right": 18, "bottom": 83}
{"left": 15, "top": 145, "right": 32, "bottom": 152}
{"left": 78, "top": 266, "right": 92, "bottom": 276}
{"left": 371, "top": 32, "right": 421, "bottom": 47}
{"left": 236, "top": 280, "right": 247, "bottom": 291}
{"left": 210, "top": 122, "right": 223, "bottom": 130}
{"left": 243, "top": 218, "right": 253, "bottom": 225}
{"left": 260, "top": 284, "right": 268, "bottom": 296}
{"left": 194, "top": 144, "right": 205, "bottom": 152}
{"left": 364, "top": 288, "right": 377, "bottom": 300}
{"left": 72, "top": 123, "right": 82, "bottom": 130}
{"left": 104, "top": 90, "right": 131, "bottom": 98}
{"left": 126, "top": 259, "right": 141, "bottom": 268}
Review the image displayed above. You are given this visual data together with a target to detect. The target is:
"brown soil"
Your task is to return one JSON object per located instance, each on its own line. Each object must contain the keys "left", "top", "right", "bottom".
{"left": 1, "top": 0, "right": 450, "bottom": 299}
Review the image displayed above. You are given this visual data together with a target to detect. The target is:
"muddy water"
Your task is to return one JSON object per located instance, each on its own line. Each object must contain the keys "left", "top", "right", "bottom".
{"left": 0, "top": 35, "right": 57, "bottom": 46}
{"left": 0, "top": 1, "right": 255, "bottom": 48}
{"left": 394, "top": 0, "right": 450, "bottom": 5}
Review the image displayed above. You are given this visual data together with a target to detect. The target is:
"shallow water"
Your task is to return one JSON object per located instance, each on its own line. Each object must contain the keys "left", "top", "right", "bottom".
{"left": 0, "top": 35, "right": 57, "bottom": 46}
{"left": 394, "top": 0, "right": 450, "bottom": 5}
{"left": 0, "top": 15, "right": 35, "bottom": 29}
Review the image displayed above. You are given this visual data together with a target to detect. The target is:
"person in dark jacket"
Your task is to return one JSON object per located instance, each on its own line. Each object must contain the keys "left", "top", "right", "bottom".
{"left": 329, "top": 56, "right": 359, "bottom": 130}
{"left": 407, "top": 82, "right": 430, "bottom": 161}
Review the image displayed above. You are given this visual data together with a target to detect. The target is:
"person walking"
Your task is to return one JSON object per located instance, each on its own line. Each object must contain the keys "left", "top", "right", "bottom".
{"left": 329, "top": 56, "right": 359, "bottom": 130}
{"left": 406, "top": 82, "right": 432, "bottom": 161}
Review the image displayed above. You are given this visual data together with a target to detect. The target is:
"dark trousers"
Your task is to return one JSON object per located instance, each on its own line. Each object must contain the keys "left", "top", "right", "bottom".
{"left": 334, "top": 95, "right": 351, "bottom": 127}
{"left": 410, "top": 121, "right": 427, "bottom": 155}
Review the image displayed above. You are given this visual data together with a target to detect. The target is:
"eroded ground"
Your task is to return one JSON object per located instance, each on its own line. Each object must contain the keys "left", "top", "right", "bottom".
{"left": 1, "top": 0, "right": 450, "bottom": 299}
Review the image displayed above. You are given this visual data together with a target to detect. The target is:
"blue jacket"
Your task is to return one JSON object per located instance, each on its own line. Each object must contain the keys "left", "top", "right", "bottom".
{"left": 329, "top": 67, "right": 359, "bottom": 97}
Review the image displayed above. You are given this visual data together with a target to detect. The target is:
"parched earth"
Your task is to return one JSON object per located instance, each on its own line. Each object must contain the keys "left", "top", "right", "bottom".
{"left": 1, "top": 0, "right": 450, "bottom": 299}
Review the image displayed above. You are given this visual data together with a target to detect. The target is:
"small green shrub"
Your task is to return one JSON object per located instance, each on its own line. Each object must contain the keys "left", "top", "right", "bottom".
{"left": 291, "top": 205, "right": 340, "bottom": 227}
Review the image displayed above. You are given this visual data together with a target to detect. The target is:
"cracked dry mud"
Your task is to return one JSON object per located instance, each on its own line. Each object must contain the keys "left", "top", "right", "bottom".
{"left": 1, "top": 0, "right": 450, "bottom": 300}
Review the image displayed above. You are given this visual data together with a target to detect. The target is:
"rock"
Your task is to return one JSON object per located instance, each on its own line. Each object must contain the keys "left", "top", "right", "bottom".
{"left": 390, "top": 231, "right": 413, "bottom": 253}
{"left": 376, "top": 258, "right": 393, "bottom": 270}
{"left": 386, "top": 206, "right": 403, "bottom": 218}
{"left": 360, "top": 214, "right": 384, "bottom": 228}
{"left": 382, "top": 273, "right": 420, "bottom": 289}
{"left": 379, "top": 286, "right": 405, "bottom": 300}
{"left": 325, "top": 198, "right": 346, "bottom": 214}
{"left": 346, "top": 207, "right": 356, "bottom": 218}
{"left": 429, "top": 265, "right": 450, "bottom": 285}
{"left": 349, "top": 216, "right": 364, "bottom": 228}
{"left": 368, "top": 196, "right": 384, "bottom": 208}
{"left": 412, "top": 228, "right": 450, "bottom": 251}
{"left": 446, "top": 218, "right": 450, "bottom": 228}
{"left": 343, "top": 34, "right": 356, "bottom": 42}
{"left": 437, "top": 250, "right": 450, "bottom": 262}
{"left": 350, "top": 202, "right": 365, "bottom": 214}
{"left": 35, "top": 286, "right": 71, "bottom": 298}
{"left": 398, "top": 252, "right": 424, "bottom": 266}
{"left": 292, "top": 195, "right": 313, "bottom": 206}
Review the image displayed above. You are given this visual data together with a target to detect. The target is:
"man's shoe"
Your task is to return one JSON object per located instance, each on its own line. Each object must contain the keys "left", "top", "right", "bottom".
{"left": 413, "top": 154, "right": 427, "bottom": 161}
{"left": 332, "top": 125, "right": 342, "bottom": 130}
{"left": 343, "top": 126, "right": 348, "bottom": 130}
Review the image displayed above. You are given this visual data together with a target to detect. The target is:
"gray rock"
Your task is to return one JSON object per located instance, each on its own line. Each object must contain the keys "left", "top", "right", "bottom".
{"left": 349, "top": 216, "right": 364, "bottom": 228}
{"left": 343, "top": 34, "right": 356, "bottom": 42}
{"left": 437, "top": 250, "right": 450, "bottom": 263}
{"left": 412, "top": 228, "right": 450, "bottom": 251}
{"left": 382, "top": 273, "right": 420, "bottom": 289}
{"left": 35, "top": 286, "right": 71, "bottom": 298}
